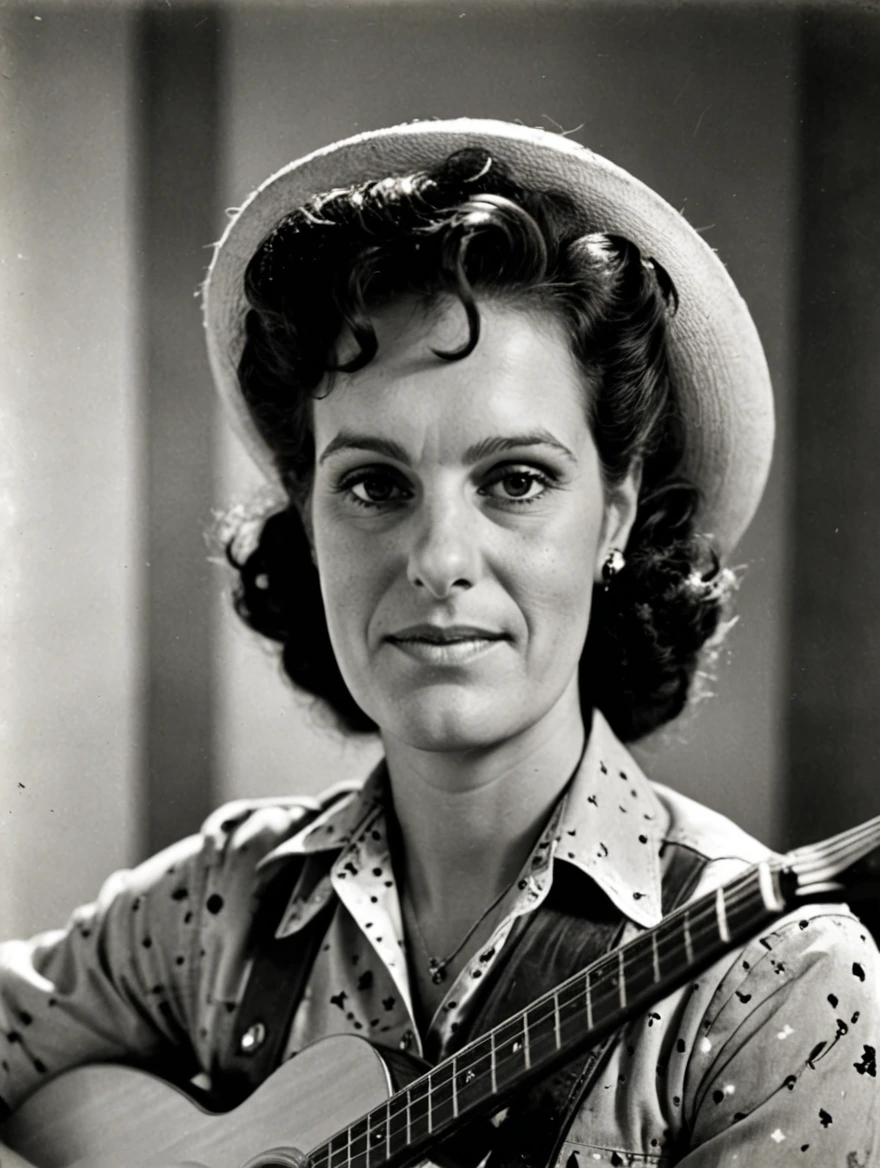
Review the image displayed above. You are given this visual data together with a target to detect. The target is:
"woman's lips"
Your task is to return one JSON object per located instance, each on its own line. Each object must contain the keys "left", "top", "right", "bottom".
{"left": 386, "top": 626, "right": 508, "bottom": 666}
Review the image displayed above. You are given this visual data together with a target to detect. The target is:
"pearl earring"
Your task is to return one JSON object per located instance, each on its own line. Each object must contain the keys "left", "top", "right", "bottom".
{"left": 601, "top": 548, "right": 626, "bottom": 591}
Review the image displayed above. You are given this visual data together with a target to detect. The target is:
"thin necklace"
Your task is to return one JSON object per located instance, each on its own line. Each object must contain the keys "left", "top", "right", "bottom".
{"left": 403, "top": 872, "right": 522, "bottom": 985}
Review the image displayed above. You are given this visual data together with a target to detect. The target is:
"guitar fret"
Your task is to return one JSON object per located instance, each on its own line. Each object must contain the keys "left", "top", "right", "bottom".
{"left": 524, "top": 1012, "right": 532, "bottom": 1068}
{"left": 408, "top": 1078, "right": 430, "bottom": 1145}
{"left": 651, "top": 929, "right": 661, "bottom": 983}
{"left": 758, "top": 860, "right": 785, "bottom": 912}
{"left": 683, "top": 911, "right": 694, "bottom": 964}
{"left": 353, "top": 1116, "right": 371, "bottom": 1168}
{"left": 456, "top": 1039, "right": 494, "bottom": 1114}
{"left": 553, "top": 990, "right": 561, "bottom": 1048}
{"left": 586, "top": 972, "right": 593, "bottom": 1029}
{"left": 427, "top": 1060, "right": 461, "bottom": 1138}
{"left": 618, "top": 948, "right": 626, "bottom": 1008}
{"left": 406, "top": 1085, "right": 412, "bottom": 1145}
{"left": 716, "top": 886, "right": 730, "bottom": 942}
{"left": 385, "top": 1095, "right": 404, "bottom": 1161}
{"left": 373, "top": 1097, "right": 392, "bottom": 1152}
{"left": 724, "top": 869, "right": 768, "bottom": 934}
{"left": 376, "top": 1099, "right": 396, "bottom": 1157}
{"left": 345, "top": 1117, "right": 362, "bottom": 1168}
{"left": 490, "top": 1030, "right": 497, "bottom": 1093}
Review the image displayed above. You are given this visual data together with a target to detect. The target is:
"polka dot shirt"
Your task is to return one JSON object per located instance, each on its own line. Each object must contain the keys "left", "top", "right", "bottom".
{"left": 2, "top": 711, "right": 879, "bottom": 1165}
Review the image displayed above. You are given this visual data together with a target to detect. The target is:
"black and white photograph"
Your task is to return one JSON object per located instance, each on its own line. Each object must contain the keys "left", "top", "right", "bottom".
{"left": 2, "top": 1, "right": 880, "bottom": 1164}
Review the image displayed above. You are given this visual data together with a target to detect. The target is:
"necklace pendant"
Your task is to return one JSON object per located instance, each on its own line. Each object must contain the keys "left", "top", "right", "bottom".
{"left": 429, "top": 959, "right": 447, "bottom": 985}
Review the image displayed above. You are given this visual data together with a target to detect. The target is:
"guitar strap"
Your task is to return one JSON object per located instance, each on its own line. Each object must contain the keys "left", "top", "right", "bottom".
{"left": 210, "top": 804, "right": 347, "bottom": 1109}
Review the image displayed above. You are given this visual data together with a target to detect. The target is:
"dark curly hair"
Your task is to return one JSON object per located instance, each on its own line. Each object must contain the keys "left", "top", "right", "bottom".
{"left": 225, "top": 148, "right": 736, "bottom": 742}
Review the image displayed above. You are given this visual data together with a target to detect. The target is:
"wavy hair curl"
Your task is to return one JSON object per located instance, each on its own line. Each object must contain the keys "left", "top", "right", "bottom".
{"left": 226, "top": 149, "right": 736, "bottom": 742}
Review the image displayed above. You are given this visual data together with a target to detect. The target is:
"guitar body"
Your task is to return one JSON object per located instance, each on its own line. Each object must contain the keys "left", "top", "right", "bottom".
{"left": 1, "top": 1035, "right": 395, "bottom": 1168}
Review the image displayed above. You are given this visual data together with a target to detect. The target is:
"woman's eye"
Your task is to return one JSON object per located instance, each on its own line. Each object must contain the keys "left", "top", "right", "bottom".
{"left": 343, "top": 471, "right": 409, "bottom": 507}
{"left": 482, "top": 468, "right": 551, "bottom": 504}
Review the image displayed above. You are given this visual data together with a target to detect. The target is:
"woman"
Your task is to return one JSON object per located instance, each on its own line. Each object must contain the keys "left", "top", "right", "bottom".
{"left": 1, "top": 119, "right": 878, "bottom": 1166}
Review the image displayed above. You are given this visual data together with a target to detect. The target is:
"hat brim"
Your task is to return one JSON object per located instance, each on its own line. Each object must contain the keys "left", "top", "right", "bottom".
{"left": 203, "top": 117, "right": 773, "bottom": 557}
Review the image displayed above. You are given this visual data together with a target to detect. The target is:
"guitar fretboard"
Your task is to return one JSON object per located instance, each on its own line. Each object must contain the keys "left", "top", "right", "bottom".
{"left": 308, "top": 860, "right": 784, "bottom": 1168}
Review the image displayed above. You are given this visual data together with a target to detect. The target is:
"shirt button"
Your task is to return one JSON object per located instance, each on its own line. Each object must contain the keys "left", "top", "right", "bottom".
{"left": 239, "top": 1021, "right": 267, "bottom": 1054}
{"left": 398, "top": 1030, "right": 415, "bottom": 1051}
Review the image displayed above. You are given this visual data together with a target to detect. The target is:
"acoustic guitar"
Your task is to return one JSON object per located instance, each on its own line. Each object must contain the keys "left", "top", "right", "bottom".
{"left": 3, "top": 815, "right": 880, "bottom": 1168}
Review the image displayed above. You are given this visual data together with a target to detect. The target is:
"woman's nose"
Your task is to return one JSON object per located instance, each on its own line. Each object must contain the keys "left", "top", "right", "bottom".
{"left": 406, "top": 495, "right": 479, "bottom": 598}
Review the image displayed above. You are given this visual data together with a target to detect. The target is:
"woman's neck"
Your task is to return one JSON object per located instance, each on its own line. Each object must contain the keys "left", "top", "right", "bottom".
{"left": 382, "top": 687, "right": 588, "bottom": 922}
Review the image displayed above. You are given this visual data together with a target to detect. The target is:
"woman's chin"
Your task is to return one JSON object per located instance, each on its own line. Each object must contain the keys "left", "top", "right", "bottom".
{"left": 373, "top": 691, "right": 522, "bottom": 754}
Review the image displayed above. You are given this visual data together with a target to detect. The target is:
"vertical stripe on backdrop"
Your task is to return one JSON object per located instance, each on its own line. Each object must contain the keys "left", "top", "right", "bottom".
{"left": 786, "top": 9, "right": 880, "bottom": 846}
{"left": 134, "top": 4, "right": 225, "bottom": 855}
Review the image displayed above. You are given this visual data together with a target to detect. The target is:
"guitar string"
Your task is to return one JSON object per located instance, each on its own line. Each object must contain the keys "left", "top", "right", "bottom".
{"left": 314, "top": 825, "right": 880, "bottom": 1168}
{"left": 792, "top": 827, "right": 880, "bottom": 879}
{"left": 793, "top": 834, "right": 873, "bottom": 874}
{"left": 311, "top": 865, "right": 767, "bottom": 1168}
{"left": 789, "top": 817, "right": 880, "bottom": 874}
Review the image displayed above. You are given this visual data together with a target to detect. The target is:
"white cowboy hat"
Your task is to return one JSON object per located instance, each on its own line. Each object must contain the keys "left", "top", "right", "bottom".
{"left": 203, "top": 117, "right": 774, "bottom": 557}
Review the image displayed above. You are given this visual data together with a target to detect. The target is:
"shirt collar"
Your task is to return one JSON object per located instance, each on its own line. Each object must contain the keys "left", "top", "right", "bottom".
{"left": 260, "top": 709, "right": 668, "bottom": 929}
{"left": 552, "top": 708, "right": 668, "bottom": 927}
{"left": 257, "top": 762, "right": 389, "bottom": 869}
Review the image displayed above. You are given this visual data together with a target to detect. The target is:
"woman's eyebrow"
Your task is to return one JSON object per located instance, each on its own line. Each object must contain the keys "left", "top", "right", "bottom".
{"left": 318, "top": 429, "right": 578, "bottom": 467}
{"left": 319, "top": 433, "right": 410, "bottom": 466}
{"left": 465, "top": 432, "right": 578, "bottom": 465}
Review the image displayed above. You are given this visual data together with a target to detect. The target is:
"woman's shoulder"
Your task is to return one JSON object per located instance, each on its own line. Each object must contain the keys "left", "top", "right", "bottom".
{"left": 647, "top": 780, "right": 876, "bottom": 952}
{"left": 646, "top": 780, "right": 879, "bottom": 1017}
{"left": 650, "top": 778, "right": 773, "bottom": 870}
{"left": 636, "top": 787, "right": 880, "bottom": 1147}
{"left": 197, "top": 779, "right": 365, "bottom": 867}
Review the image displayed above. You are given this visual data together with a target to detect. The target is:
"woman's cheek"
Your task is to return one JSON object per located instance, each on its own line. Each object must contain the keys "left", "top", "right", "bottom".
{"left": 523, "top": 521, "right": 595, "bottom": 606}
{"left": 319, "top": 532, "right": 393, "bottom": 669}
{"left": 511, "top": 556, "right": 592, "bottom": 669}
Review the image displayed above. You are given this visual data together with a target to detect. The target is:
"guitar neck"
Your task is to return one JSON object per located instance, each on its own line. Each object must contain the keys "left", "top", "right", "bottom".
{"left": 308, "top": 863, "right": 781, "bottom": 1168}
{"left": 308, "top": 814, "right": 880, "bottom": 1168}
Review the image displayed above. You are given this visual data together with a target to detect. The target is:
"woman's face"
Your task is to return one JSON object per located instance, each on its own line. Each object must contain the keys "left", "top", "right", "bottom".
{"left": 308, "top": 296, "right": 638, "bottom": 753}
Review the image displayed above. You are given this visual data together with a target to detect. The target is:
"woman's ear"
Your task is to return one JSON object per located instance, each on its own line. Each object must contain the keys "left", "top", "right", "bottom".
{"left": 594, "top": 462, "right": 642, "bottom": 583}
